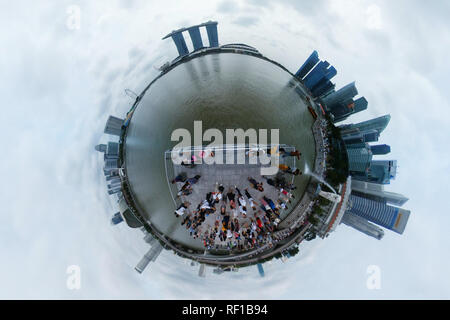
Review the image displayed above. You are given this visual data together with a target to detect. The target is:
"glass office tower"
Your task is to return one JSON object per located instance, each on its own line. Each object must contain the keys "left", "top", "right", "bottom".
{"left": 347, "top": 194, "right": 410, "bottom": 234}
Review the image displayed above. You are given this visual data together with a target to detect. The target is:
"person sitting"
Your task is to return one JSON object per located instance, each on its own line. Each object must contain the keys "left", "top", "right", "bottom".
{"left": 248, "top": 177, "right": 264, "bottom": 192}
{"left": 171, "top": 172, "right": 187, "bottom": 184}
{"left": 174, "top": 202, "right": 190, "bottom": 217}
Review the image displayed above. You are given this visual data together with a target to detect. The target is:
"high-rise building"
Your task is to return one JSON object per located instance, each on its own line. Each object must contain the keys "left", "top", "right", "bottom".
{"left": 368, "top": 160, "right": 397, "bottom": 184}
{"left": 346, "top": 144, "right": 372, "bottom": 174}
{"left": 104, "top": 116, "right": 124, "bottom": 136}
{"left": 205, "top": 21, "right": 219, "bottom": 47}
{"left": 340, "top": 115, "right": 391, "bottom": 136}
{"left": 187, "top": 26, "right": 204, "bottom": 51}
{"left": 311, "top": 79, "right": 335, "bottom": 98}
{"left": 370, "top": 144, "right": 391, "bottom": 155}
{"left": 353, "top": 97, "right": 368, "bottom": 113}
{"left": 351, "top": 180, "right": 408, "bottom": 206}
{"left": 330, "top": 96, "right": 368, "bottom": 123}
{"left": 351, "top": 160, "right": 397, "bottom": 185}
{"left": 105, "top": 142, "right": 119, "bottom": 160}
{"left": 347, "top": 194, "right": 410, "bottom": 234}
{"left": 135, "top": 243, "right": 163, "bottom": 274}
{"left": 342, "top": 129, "right": 381, "bottom": 144}
{"left": 257, "top": 263, "right": 265, "bottom": 277}
{"left": 198, "top": 264, "right": 206, "bottom": 277}
{"left": 361, "top": 129, "right": 380, "bottom": 143}
{"left": 103, "top": 158, "right": 119, "bottom": 174}
{"left": 144, "top": 233, "right": 157, "bottom": 246}
{"left": 321, "top": 82, "right": 358, "bottom": 111}
{"left": 295, "top": 51, "right": 319, "bottom": 79}
{"left": 95, "top": 144, "right": 107, "bottom": 153}
{"left": 342, "top": 131, "right": 365, "bottom": 145}
{"left": 171, "top": 32, "right": 189, "bottom": 56}
{"left": 111, "top": 212, "right": 124, "bottom": 225}
{"left": 303, "top": 61, "right": 337, "bottom": 91}
{"left": 341, "top": 212, "right": 385, "bottom": 240}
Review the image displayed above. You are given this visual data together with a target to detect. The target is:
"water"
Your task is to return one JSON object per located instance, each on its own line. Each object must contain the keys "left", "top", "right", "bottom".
{"left": 125, "top": 52, "right": 316, "bottom": 250}
{"left": 303, "top": 163, "right": 337, "bottom": 194}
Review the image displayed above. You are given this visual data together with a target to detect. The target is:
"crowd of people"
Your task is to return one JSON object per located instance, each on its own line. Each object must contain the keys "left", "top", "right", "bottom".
{"left": 172, "top": 146, "right": 301, "bottom": 251}
{"left": 312, "top": 119, "right": 331, "bottom": 178}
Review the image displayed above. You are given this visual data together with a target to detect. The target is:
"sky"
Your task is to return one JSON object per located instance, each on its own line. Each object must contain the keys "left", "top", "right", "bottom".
{"left": 1, "top": 0, "right": 450, "bottom": 299}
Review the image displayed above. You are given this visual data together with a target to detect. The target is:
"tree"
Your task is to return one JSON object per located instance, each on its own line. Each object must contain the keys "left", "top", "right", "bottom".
{"left": 305, "top": 231, "right": 316, "bottom": 241}
{"left": 287, "top": 246, "right": 300, "bottom": 257}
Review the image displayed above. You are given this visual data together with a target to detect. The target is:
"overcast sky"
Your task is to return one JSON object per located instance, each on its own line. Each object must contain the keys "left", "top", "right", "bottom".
{"left": 1, "top": 0, "right": 449, "bottom": 299}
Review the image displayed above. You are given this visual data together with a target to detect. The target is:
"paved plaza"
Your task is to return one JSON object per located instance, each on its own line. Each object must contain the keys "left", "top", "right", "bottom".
{"left": 167, "top": 147, "right": 300, "bottom": 249}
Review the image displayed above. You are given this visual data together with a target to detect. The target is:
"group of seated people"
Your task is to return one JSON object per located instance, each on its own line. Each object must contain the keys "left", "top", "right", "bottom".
{"left": 173, "top": 173, "right": 297, "bottom": 251}
{"left": 171, "top": 145, "right": 301, "bottom": 251}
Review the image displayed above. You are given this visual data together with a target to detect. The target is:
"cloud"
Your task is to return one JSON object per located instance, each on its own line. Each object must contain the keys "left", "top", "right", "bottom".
{"left": 217, "top": 0, "right": 239, "bottom": 13}
{"left": 232, "top": 16, "right": 259, "bottom": 27}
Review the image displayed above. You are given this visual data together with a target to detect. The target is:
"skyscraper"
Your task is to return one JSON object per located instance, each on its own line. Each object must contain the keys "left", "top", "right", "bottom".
{"left": 295, "top": 51, "right": 319, "bottom": 79}
{"left": 311, "top": 79, "right": 335, "bottom": 98}
{"left": 368, "top": 160, "right": 397, "bottom": 184}
{"left": 111, "top": 212, "right": 124, "bottom": 225}
{"left": 370, "top": 144, "right": 391, "bottom": 155}
{"left": 351, "top": 180, "right": 408, "bottom": 206}
{"left": 171, "top": 32, "right": 189, "bottom": 56}
{"left": 340, "top": 115, "right": 391, "bottom": 136}
{"left": 330, "top": 96, "right": 369, "bottom": 123}
{"left": 361, "top": 130, "right": 380, "bottom": 143}
{"left": 303, "top": 61, "right": 337, "bottom": 91}
{"left": 346, "top": 144, "right": 373, "bottom": 174}
{"left": 104, "top": 116, "right": 124, "bottom": 136}
{"left": 95, "top": 144, "right": 107, "bottom": 153}
{"left": 257, "top": 263, "right": 265, "bottom": 277}
{"left": 135, "top": 243, "right": 163, "bottom": 274}
{"left": 205, "top": 21, "right": 219, "bottom": 47}
{"left": 198, "top": 264, "right": 206, "bottom": 277}
{"left": 351, "top": 160, "right": 397, "bottom": 185}
{"left": 353, "top": 97, "right": 369, "bottom": 113}
{"left": 347, "top": 194, "right": 410, "bottom": 234}
{"left": 341, "top": 212, "right": 385, "bottom": 240}
{"left": 105, "top": 142, "right": 119, "bottom": 160}
{"left": 187, "top": 26, "right": 204, "bottom": 51}
{"left": 321, "top": 82, "right": 358, "bottom": 110}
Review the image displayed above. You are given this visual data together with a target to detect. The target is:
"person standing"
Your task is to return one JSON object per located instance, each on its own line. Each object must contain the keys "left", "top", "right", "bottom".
{"left": 280, "top": 148, "right": 302, "bottom": 160}
{"left": 278, "top": 164, "right": 301, "bottom": 176}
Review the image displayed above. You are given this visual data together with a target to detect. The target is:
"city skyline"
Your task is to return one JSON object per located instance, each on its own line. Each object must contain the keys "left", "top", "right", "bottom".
{"left": 94, "top": 20, "right": 411, "bottom": 274}
{"left": 1, "top": 0, "right": 449, "bottom": 299}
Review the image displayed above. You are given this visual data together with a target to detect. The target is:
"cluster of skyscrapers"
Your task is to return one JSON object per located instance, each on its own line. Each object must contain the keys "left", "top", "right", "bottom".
{"left": 96, "top": 116, "right": 126, "bottom": 225}
{"left": 340, "top": 116, "right": 410, "bottom": 238}
{"left": 296, "top": 51, "right": 411, "bottom": 240}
